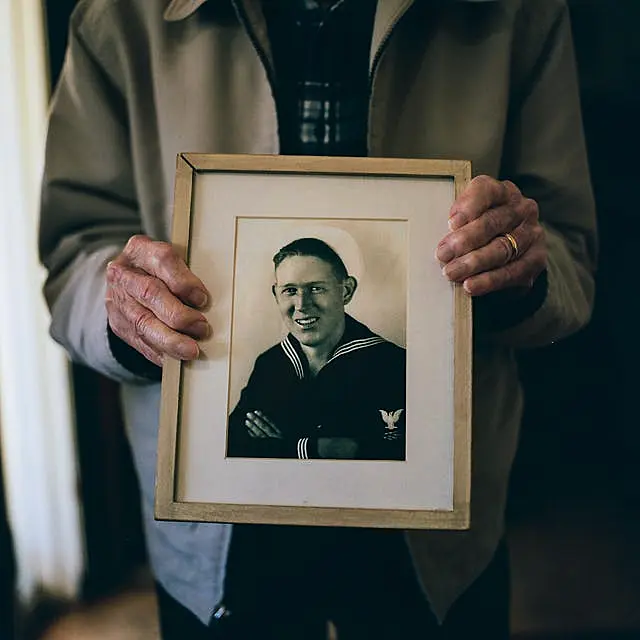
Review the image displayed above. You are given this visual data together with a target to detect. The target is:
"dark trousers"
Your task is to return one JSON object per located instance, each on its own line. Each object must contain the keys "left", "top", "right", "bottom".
{"left": 156, "top": 527, "right": 510, "bottom": 640}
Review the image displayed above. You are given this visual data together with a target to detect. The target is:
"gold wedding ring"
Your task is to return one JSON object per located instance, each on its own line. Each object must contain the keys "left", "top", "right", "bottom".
{"left": 503, "top": 232, "right": 519, "bottom": 261}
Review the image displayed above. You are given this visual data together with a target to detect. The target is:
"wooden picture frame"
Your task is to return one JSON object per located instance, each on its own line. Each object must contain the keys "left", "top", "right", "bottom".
{"left": 155, "top": 154, "right": 472, "bottom": 529}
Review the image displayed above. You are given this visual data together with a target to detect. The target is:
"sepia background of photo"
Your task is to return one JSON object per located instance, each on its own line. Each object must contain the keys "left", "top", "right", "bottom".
{"left": 227, "top": 218, "right": 408, "bottom": 411}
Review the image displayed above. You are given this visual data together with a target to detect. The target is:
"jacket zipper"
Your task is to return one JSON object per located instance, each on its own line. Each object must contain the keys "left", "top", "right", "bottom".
{"left": 369, "top": 1, "right": 416, "bottom": 85}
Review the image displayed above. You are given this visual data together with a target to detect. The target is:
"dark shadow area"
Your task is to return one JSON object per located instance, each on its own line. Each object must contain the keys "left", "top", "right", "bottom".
{"left": 508, "top": 1, "right": 640, "bottom": 636}
{"left": 0, "top": 432, "right": 16, "bottom": 640}
{"left": 70, "top": 366, "right": 147, "bottom": 600}
{"left": 510, "top": 0, "right": 640, "bottom": 519}
{"left": 44, "top": 0, "right": 148, "bottom": 604}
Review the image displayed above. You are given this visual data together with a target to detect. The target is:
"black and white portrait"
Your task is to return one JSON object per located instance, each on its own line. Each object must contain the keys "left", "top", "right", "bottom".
{"left": 226, "top": 223, "right": 407, "bottom": 461}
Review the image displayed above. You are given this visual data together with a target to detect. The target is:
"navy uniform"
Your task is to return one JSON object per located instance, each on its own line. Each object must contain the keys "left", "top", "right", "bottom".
{"left": 227, "top": 314, "right": 406, "bottom": 460}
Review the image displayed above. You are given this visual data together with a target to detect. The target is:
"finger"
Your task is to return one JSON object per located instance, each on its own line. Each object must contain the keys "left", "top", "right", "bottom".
{"left": 448, "top": 176, "right": 513, "bottom": 230}
{"left": 254, "top": 411, "right": 282, "bottom": 437}
{"left": 107, "top": 262, "right": 210, "bottom": 340}
{"left": 436, "top": 203, "right": 523, "bottom": 264}
{"left": 247, "top": 412, "right": 282, "bottom": 439}
{"left": 462, "top": 243, "right": 547, "bottom": 296}
{"left": 121, "top": 235, "right": 209, "bottom": 308}
{"left": 246, "top": 421, "right": 265, "bottom": 438}
{"left": 244, "top": 418, "right": 265, "bottom": 438}
{"left": 442, "top": 225, "right": 535, "bottom": 282}
{"left": 106, "top": 306, "right": 165, "bottom": 367}
{"left": 108, "top": 289, "right": 200, "bottom": 360}
{"left": 245, "top": 415, "right": 270, "bottom": 438}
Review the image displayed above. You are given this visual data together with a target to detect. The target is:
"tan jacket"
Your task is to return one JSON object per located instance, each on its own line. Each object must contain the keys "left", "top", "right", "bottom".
{"left": 39, "top": 0, "right": 596, "bottom": 624}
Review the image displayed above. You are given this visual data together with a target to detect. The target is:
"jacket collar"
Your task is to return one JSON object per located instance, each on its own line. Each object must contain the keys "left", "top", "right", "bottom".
{"left": 164, "top": 0, "right": 497, "bottom": 22}
{"left": 164, "top": 0, "right": 208, "bottom": 22}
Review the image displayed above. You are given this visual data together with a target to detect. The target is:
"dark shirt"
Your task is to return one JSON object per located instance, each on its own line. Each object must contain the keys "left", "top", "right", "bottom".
{"left": 263, "top": 0, "right": 377, "bottom": 156}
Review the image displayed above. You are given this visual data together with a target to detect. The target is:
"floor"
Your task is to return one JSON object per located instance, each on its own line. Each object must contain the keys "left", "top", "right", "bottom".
{"left": 37, "top": 582, "right": 159, "bottom": 640}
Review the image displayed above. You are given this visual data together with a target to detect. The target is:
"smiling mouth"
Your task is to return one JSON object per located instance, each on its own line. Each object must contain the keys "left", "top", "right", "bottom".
{"left": 294, "top": 317, "right": 319, "bottom": 329}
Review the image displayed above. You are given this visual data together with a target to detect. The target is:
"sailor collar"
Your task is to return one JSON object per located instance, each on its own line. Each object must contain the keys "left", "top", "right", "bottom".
{"left": 280, "top": 315, "right": 385, "bottom": 380}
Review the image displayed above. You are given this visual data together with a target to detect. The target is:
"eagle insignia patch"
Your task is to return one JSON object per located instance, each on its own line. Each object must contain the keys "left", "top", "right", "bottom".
{"left": 380, "top": 409, "right": 404, "bottom": 440}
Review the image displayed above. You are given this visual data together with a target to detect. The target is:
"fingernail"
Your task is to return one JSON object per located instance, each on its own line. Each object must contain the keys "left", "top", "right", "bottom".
{"left": 190, "top": 289, "right": 208, "bottom": 308}
{"left": 449, "top": 213, "right": 462, "bottom": 231}
{"left": 190, "top": 320, "right": 211, "bottom": 340}
{"left": 436, "top": 243, "right": 454, "bottom": 263}
{"left": 178, "top": 342, "right": 199, "bottom": 360}
{"left": 443, "top": 264, "right": 464, "bottom": 281}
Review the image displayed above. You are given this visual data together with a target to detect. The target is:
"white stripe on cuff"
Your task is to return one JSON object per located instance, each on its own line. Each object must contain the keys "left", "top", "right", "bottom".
{"left": 297, "top": 437, "right": 309, "bottom": 460}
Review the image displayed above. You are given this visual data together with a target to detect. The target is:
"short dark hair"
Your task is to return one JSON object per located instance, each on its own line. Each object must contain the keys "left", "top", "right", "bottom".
{"left": 273, "top": 238, "right": 349, "bottom": 280}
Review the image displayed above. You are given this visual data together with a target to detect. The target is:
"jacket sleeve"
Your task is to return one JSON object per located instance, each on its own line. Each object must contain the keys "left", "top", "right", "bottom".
{"left": 38, "top": 5, "right": 148, "bottom": 384}
{"left": 485, "top": 0, "right": 598, "bottom": 348}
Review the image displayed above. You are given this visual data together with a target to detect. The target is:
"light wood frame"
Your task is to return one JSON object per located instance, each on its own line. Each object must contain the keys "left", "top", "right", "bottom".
{"left": 155, "top": 153, "right": 472, "bottom": 530}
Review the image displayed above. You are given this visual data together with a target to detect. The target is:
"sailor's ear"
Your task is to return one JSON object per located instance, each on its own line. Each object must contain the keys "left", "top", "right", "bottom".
{"left": 271, "top": 284, "right": 277, "bottom": 298}
{"left": 342, "top": 276, "right": 358, "bottom": 305}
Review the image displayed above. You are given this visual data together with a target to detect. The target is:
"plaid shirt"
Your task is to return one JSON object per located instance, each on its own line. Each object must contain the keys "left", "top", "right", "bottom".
{"left": 264, "top": 0, "right": 377, "bottom": 157}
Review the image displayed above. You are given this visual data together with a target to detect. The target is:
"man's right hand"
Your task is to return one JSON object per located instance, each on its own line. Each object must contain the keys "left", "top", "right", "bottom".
{"left": 105, "top": 235, "right": 211, "bottom": 367}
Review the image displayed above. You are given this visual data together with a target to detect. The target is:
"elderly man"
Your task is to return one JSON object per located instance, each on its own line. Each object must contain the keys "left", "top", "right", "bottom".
{"left": 39, "top": 0, "right": 596, "bottom": 637}
{"left": 227, "top": 237, "right": 406, "bottom": 461}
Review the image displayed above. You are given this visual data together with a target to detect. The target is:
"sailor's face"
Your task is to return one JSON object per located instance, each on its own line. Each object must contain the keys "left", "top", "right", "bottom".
{"left": 273, "top": 256, "right": 347, "bottom": 348}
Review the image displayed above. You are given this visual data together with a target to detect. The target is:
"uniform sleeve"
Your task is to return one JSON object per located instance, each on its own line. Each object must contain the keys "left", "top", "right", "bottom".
{"left": 38, "top": 5, "right": 147, "bottom": 383}
{"left": 363, "top": 416, "right": 406, "bottom": 461}
{"left": 319, "top": 345, "right": 405, "bottom": 462}
{"left": 227, "top": 355, "right": 310, "bottom": 459}
{"left": 359, "top": 348, "right": 406, "bottom": 461}
{"left": 487, "top": 0, "right": 597, "bottom": 348}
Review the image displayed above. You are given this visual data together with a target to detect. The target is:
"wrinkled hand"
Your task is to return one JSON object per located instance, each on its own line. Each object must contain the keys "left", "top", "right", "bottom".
{"left": 436, "top": 176, "right": 547, "bottom": 296}
{"left": 317, "top": 437, "right": 358, "bottom": 459}
{"left": 106, "top": 235, "right": 211, "bottom": 366}
{"left": 245, "top": 411, "right": 283, "bottom": 439}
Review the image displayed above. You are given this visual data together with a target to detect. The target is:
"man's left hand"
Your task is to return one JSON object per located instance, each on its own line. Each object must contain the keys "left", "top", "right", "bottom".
{"left": 436, "top": 176, "right": 547, "bottom": 296}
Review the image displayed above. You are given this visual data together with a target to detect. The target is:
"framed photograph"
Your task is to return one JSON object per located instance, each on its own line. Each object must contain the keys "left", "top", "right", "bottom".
{"left": 155, "top": 154, "right": 472, "bottom": 529}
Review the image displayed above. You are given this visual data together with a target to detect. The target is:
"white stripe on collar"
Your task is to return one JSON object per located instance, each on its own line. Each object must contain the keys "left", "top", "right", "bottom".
{"left": 330, "top": 336, "right": 385, "bottom": 361}
{"left": 281, "top": 333, "right": 385, "bottom": 378}
{"left": 281, "top": 337, "right": 305, "bottom": 379}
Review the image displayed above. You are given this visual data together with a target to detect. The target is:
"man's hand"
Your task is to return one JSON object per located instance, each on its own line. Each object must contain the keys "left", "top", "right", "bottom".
{"left": 106, "top": 235, "right": 211, "bottom": 366}
{"left": 317, "top": 437, "right": 358, "bottom": 459}
{"left": 436, "top": 176, "right": 547, "bottom": 296}
{"left": 244, "top": 411, "right": 283, "bottom": 439}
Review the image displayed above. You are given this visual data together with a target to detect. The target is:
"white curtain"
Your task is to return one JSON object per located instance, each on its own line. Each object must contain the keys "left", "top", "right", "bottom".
{"left": 0, "top": 0, "right": 85, "bottom": 605}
